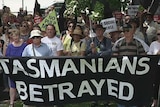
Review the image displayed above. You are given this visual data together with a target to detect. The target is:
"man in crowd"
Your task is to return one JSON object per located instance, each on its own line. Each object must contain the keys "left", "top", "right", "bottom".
{"left": 112, "top": 22, "right": 149, "bottom": 55}
{"left": 85, "top": 24, "right": 112, "bottom": 56}
{"left": 41, "top": 24, "right": 63, "bottom": 56}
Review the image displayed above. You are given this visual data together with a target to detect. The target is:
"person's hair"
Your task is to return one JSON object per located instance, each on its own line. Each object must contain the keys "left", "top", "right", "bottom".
{"left": 0, "top": 39, "right": 4, "bottom": 52}
{"left": 129, "top": 18, "right": 140, "bottom": 28}
{"left": 33, "top": 24, "right": 41, "bottom": 31}
{"left": 46, "top": 24, "right": 56, "bottom": 35}
{"left": 46, "top": 24, "right": 55, "bottom": 30}
{"left": 11, "top": 28, "right": 20, "bottom": 36}
{"left": 21, "top": 21, "right": 29, "bottom": 28}
{"left": 95, "top": 24, "right": 104, "bottom": 30}
{"left": 67, "top": 19, "right": 76, "bottom": 28}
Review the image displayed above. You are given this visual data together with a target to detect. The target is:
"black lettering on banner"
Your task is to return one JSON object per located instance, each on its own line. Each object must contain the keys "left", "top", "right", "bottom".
{"left": 103, "top": 20, "right": 115, "bottom": 26}
{"left": 49, "top": 15, "right": 55, "bottom": 20}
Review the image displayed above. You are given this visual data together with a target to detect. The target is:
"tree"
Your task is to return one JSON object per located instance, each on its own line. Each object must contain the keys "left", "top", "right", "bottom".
{"left": 106, "top": 0, "right": 121, "bottom": 11}
{"left": 64, "top": 0, "right": 113, "bottom": 21}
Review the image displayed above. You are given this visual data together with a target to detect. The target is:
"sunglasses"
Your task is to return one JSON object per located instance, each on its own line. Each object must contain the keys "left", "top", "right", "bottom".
{"left": 22, "top": 25, "right": 27, "bottom": 27}
{"left": 157, "top": 33, "right": 160, "bottom": 36}
{"left": 32, "top": 36, "right": 41, "bottom": 39}
{"left": 8, "top": 32, "right": 12, "bottom": 35}
{"left": 68, "top": 25, "right": 74, "bottom": 28}
{"left": 15, "top": 24, "right": 20, "bottom": 27}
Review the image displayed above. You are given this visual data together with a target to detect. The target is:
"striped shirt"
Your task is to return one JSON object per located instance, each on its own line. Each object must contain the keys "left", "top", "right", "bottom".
{"left": 112, "top": 38, "right": 146, "bottom": 55}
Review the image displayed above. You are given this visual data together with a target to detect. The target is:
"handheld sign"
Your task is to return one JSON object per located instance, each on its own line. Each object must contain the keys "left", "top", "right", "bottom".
{"left": 127, "top": 5, "right": 139, "bottom": 17}
{"left": 39, "top": 9, "right": 60, "bottom": 35}
{"left": 100, "top": 17, "right": 117, "bottom": 33}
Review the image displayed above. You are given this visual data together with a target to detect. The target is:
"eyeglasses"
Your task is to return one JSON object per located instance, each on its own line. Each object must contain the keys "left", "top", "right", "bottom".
{"left": 157, "top": 33, "right": 160, "bottom": 36}
{"left": 32, "top": 36, "right": 41, "bottom": 39}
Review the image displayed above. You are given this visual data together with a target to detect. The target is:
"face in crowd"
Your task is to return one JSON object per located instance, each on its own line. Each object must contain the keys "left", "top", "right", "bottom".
{"left": 46, "top": 24, "right": 56, "bottom": 38}
{"left": 67, "top": 22, "right": 75, "bottom": 33}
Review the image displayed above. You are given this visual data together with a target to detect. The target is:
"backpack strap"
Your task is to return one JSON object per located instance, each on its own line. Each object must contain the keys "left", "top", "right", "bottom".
{"left": 70, "top": 40, "right": 83, "bottom": 49}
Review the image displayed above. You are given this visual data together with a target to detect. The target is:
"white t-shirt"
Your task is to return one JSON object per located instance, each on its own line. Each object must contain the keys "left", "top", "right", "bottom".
{"left": 147, "top": 41, "right": 160, "bottom": 55}
{"left": 41, "top": 36, "right": 63, "bottom": 56}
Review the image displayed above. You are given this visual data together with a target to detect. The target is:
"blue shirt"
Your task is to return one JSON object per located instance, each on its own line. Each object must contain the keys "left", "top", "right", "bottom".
{"left": 86, "top": 37, "right": 112, "bottom": 56}
{"left": 6, "top": 43, "right": 27, "bottom": 57}
{"left": 22, "top": 43, "right": 52, "bottom": 57}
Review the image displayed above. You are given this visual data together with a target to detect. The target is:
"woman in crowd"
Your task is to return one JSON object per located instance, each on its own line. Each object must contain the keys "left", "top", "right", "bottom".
{"left": 5, "top": 29, "right": 27, "bottom": 107}
{"left": 22, "top": 30, "right": 52, "bottom": 107}
{"left": 20, "top": 21, "right": 30, "bottom": 42}
{"left": 60, "top": 19, "right": 76, "bottom": 55}
{"left": 66, "top": 27, "right": 86, "bottom": 56}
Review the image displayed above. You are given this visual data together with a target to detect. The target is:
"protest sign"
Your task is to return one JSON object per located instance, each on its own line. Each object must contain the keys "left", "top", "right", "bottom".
{"left": 127, "top": 5, "right": 139, "bottom": 17}
{"left": 39, "top": 9, "right": 60, "bottom": 35}
{"left": 100, "top": 18, "right": 117, "bottom": 33}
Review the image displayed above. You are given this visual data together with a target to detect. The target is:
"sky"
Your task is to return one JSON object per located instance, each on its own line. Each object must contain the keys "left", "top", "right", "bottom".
{"left": 0, "top": 0, "right": 64, "bottom": 15}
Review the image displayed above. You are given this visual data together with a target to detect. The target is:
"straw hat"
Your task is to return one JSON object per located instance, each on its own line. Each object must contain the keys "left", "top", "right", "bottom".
{"left": 72, "top": 28, "right": 83, "bottom": 38}
{"left": 30, "top": 30, "right": 43, "bottom": 38}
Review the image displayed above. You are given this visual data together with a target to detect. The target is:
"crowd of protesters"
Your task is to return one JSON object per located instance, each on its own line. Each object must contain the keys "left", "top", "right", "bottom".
{"left": 0, "top": 3, "right": 159, "bottom": 107}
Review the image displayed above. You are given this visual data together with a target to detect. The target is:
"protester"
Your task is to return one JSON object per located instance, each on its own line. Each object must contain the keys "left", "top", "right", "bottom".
{"left": 41, "top": 24, "right": 63, "bottom": 56}
{"left": 85, "top": 24, "right": 112, "bottom": 56}
{"left": 147, "top": 29, "right": 160, "bottom": 107}
{"left": 60, "top": 19, "right": 76, "bottom": 55}
{"left": 144, "top": 12, "right": 159, "bottom": 45}
{"left": 0, "top": 27, "right": 13, "bottom": 97}
{"left": 0, "top": 39, "right": 8, "bottom": 92}
{"left": 5, "top": 29, "right": 27, "bottom": 107}
{"left": 81, "top": 26, "right": 91, "bottom": 43}
{"left": 112, "top": 23, "right": 149, "bottom": 55}
{"left": 112, "top": 21, "right": 150, "bottom": 107}
{"left": 20, "top": 21, "right": 30, "bottom": 43}
{"left": 22, "top": 30, "right": 52, "bottom": 107}
{"left": 129, "top": 18, "right": 145, "bottom": 41}
{"left": 108, "top": 26, "right": 123, "bottom": 46}
{"left": 22, "top": 29, "right": 51, "bottom": 57}
{"left": 66, "top": 27, "right": 86, "bottom": 56}
{"left": 124, "top": 14, "right": 131, "bottom": 24}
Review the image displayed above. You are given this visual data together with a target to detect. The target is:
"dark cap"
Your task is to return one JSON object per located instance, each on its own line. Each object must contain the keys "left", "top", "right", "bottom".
{"left": 146, "top": 12, "right": 153, "bottom": 15}
{"left": 145, "top": 12, "right": 154, "bottom": 17}
{"left": 123, "top": 23, "right": 132, "bottom": 29}
{"left": 129, "top": 18, "right": 139, "bottom": 27}
{"left": 95, "top": 24, "right": 105, "bottom": 30}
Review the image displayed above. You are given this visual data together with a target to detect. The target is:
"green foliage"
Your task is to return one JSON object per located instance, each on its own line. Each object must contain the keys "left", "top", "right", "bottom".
{"left": 90, "top": 1, "right": 104, "bottom": 21}
{"left": 63, "top": 0, "right": 79, "bottom": 19}
{"left": 138, "top": 5, "right": 145, "bottom": 11}
{"left": 106, "top": 0, "right": 121, "bottom": 11}
{"left": 64, "top": 0, "right": 122, "bottom": 21}
{"left": 64, "top": 0, "right": 91, "bottom": 19}
{"left": 78, "top": 0, "right": 92, "bottom": 12}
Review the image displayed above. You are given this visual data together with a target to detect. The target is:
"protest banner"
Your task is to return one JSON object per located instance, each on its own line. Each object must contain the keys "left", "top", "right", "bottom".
{"left": 1, "top": 56, "right": 159, "bottom": 106}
